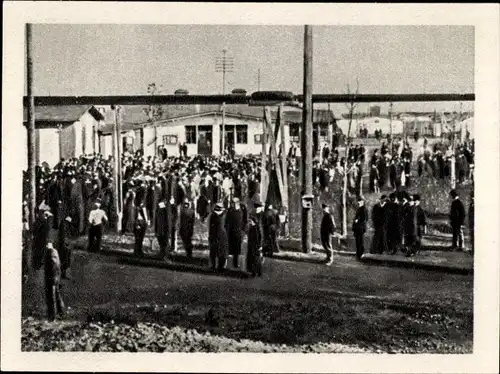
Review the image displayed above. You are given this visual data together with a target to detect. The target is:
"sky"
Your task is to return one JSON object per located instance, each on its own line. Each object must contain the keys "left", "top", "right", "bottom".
{"left": 28, "top": 24, "right": 475, "bottom": 113}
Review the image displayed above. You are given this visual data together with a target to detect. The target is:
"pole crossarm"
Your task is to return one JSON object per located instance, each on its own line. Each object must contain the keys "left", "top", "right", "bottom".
{"left": 24, "top": 93, "right": 475, "bottom": 107}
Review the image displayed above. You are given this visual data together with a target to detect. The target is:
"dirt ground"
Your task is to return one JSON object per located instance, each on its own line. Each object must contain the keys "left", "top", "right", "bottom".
{"left": 22, "top": 247, "right": 473, "bottom": 353}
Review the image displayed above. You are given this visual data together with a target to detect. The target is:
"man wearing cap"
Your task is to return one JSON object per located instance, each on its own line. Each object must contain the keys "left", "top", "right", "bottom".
{"left": 208, "top": 203, "right": 229, "bottom": 272}
{"left": 180, "top": 198, "right": 196, "bottom": 259}
{"left": 320, "top": 203, "right": 336, "bottom": 266}
{"left": 87, "top": 199, "right": 108, "bottom": 253}
{"left": 352, "top": 197, "right": 368, "bottom": 260}
{"left": 225, "top": 197, "right": 247, "bottom": 268}
{"left": 449, "top": 189, "right": 465, "bottom": 251}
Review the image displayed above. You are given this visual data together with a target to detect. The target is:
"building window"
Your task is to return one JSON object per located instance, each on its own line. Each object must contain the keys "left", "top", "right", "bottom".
{"left": 163, "top": 135, "right": 178, "bottom": 145}
{"left": 319, "top": 124, "right": 329, "bottom": 142}
{"left": 289, "top": 124, "right": 300, "bottom": 142}
{"left": 185, "top": 126, "right": 197, "bottom": 144}
{"left": 236, "top": 125, "right": 248, "bottom": 144}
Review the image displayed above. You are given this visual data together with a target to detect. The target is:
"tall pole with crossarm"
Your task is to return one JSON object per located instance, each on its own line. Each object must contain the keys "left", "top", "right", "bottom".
{"left": 26, "top": 23, "right": 36, "bottom": 271}
{"left": 301, "top": 25, "right": 313, "bottom": 254}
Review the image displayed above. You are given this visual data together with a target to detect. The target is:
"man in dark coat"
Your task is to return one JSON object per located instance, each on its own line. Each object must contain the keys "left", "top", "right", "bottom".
{"left": 352, "top": 197, "right": 368, "bottom": 260}
{"left": 262, "top": 204, "right": 280, "bottom": 257}
{"left": 371, "top": 195, "right": 389, "bottom": 254}
{"left": 468, "top": 191, "right": 474, "bottom": 255}
{"left": 449, "top": 189, "right": 466, "bottom": 251}
{"left": 246, "top": 214, "right": 263, "bottom": 277}
{"left": 32, "top": 204, "right": 54, "bottom": 270}
{"left": 320, "top": 204, "right": 336, "bottom": 266}
{"left": 318, "top": 164, "right": 330, "bottom": 192}
{"left": 57, "top": 216, "right": 73, "bottom": 279}
{"left": 133, "top": 203, "right": 149, "bottom": 257}
{"left": 122, "top": 190, "right": 136, "bottom": 234}
{"left": 322, "top": 144, "right": 330, "bottom": 162}
{"left": 197, "top": 179, "right": 213, "bottom": 222}
{"left": 155, "top": 198, "right": 169, "bottom": 260}
{"left": 46, "top": 176, "right": 63, "bottom": 229}
{"left": 44, "top": 242, "right": 65, "bottom": 321}
{"left": 225, "top": 197, "right": 247, "bottom": 268}
{"left": 208, "top": 203, "right": 229, "bottom": 272}
{"left": 386, "top": 193, "right": 401, "bottom": 254}
{"left": 403, "top": 194, "right": 418, "bottom": 256}
{"left": 168, "top": 196, "right": 179, "bottom": 253}
{"left": 69, "top": 176, "right": 85, "bottom": 236}
{"left": 179, "top": 199, "right": 196, "bottom": 259}
{"left": 414, "top": 194, "right": 427, "bottom": 254}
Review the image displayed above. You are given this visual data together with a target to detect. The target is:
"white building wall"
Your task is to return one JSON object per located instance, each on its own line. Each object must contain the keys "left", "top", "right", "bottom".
{"left": 80, "top": 111, "right": 98, "bottom": 155}
{"left": 99, "top": 134, "right": 113, "bottom": 159}
{"left": 73, "top": 120, "right": 83, "bottom": 157}
{"left": 37, "top": 128, "right": 60, "bottom": 167}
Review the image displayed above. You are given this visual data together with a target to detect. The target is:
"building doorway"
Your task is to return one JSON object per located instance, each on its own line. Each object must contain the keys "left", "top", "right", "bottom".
{"left": 198, "top": 126, "right": 213, "bottom": 155}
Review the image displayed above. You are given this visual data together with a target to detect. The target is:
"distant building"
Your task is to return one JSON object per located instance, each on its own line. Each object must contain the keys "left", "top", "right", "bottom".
{"left": 22, "top": 105, "right": 104, "bottom": 167}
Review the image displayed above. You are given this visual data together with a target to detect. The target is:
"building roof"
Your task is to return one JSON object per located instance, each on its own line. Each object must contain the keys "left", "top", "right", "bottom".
{"left": 99, "top": 105, "right": 336, "bottom": 135}
{"left": 23, "top": 105, "right": 104, "bottom": 126}
{"left": 107, "top": 104, "right": 334, "bottom": 125}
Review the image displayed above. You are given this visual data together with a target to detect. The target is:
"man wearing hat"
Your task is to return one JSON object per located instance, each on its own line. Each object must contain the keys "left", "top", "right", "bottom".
{"left": 320, "top": 203, "right": 336, "bottom": 266}
{"left": 87, "top": 198, "right": 108, "bottom": 253}
{"left": 449, "top": 189, "right": 465, "bottom": 251}
{"left": 386, "top": 193, "right": 402, "bottom": 254}
{"left": 371, "top": 194, "right": 389, "bottom": 254}
{"left": 403, "top": 194, "right": 418, "bottom": 257}
{"left": 32, "top": 203, "right": 54, "bottom": 270}
{"left": 179, "top": 198, "right": 196, "bottom": 259}
{"left": 246, "top": 201, "right": 264, "bottom": 277}
{"left": 225, "top": 197, "right": 247, "bottom": 268}
{"left": 208, "top": 203, "right": 229, "bottom": 272}
{"left": 352, "top": 196, "right": 368, "bottom": 260}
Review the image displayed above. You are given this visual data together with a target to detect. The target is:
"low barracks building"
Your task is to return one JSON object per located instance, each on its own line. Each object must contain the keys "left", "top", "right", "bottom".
{"left": 22, "top": 105, "right": 105, "bottom": 167}
{"left": 98, "top": 104, "right": 337, "bottom": 158}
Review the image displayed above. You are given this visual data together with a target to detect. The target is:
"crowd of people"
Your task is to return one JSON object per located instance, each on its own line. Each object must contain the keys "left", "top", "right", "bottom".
{"left": 23, "top": 134, "right": 474, "bottom": 321}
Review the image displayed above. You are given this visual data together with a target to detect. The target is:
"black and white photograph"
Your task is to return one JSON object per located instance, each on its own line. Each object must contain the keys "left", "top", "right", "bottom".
{"left": 2, "top": 2, "right": 499, "bottom": 373}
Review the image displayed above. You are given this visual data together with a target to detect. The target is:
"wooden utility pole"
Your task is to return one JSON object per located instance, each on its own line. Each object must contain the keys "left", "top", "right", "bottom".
{"left": 327, "top": 102, "right": 333, "bottom": 150}
{"left": 221, "top": 102, "right": 226, "bottom": 156}
{"left": 260, "top": 109, "right": 268, "bottom": 202}
{"left": 389, "top": 102, "right": 393, "bottom": 155}
{"left": 279, "top": 104, "right": 289, "bottom": 237}
{"left": 26, "top": 24, "right": 36, "bottom": 232}
{"left": 301, "top": 25, "right": 313, "bottom": 254}
{"left": 116, "top": 106, "right": 123, "bottom": 215}
{"left": 112, "top": 105, "right": 121, "bottom": 231}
